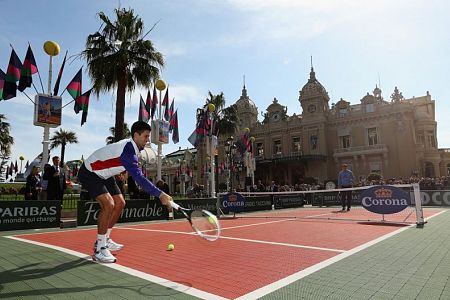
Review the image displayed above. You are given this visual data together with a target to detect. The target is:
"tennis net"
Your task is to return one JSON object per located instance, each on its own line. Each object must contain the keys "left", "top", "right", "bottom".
{"left": 217, "top": 184, "right": 425, "bottom": 227}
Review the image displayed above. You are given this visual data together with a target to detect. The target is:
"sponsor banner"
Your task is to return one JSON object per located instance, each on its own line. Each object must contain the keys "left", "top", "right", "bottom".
{"left": 0, "top": 201, "right": 61, "bottom": 231}
{"left": 220, "top": 193, "right": 272, "bottom": 213}
{"left": 312, "top": 191, "right": 362, "bottom": 207}
{"left": 77, "top": 200, "right": 168, "bottom": 226}
{"left": 273, "top": 194, "right": 304, "bottom": 209}
{"left": 359, "top": 185, "right": 410, "bottom": 214}
{"left": 173, "top": 198, "right": 218, "bottom": 219}
{"left": 420, "top": 190, "right": 450, "bottom": 206}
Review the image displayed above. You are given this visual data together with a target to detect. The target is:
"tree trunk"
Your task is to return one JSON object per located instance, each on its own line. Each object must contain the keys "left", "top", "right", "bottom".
{"left": 115, "top": 71, "right": 127, "bottom": 142}
{"left": 60, "top": 143, "right": 66, "bottom": 168}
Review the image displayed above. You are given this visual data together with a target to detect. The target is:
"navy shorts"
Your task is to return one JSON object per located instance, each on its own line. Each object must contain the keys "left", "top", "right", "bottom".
{"left": 77, "top": 163, "right": 121, "bottom": 199}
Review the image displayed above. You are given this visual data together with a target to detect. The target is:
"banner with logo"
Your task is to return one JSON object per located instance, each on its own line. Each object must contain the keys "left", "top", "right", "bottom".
{"left": 273, "top": 194, "right": 304, "bottom": 209}
{"left": 220, "top": 193, "right": 272, "bottom": 213}
{"left": 359, "top": 185, "right": 410, "bottom": 214}
{"left": 172, "top": 198, "right": 218, "bottom": 219}
{"left": 77, "top": 200, "right": 168, "bottom": 226}
{"left": 0, "top": 201, "right": 61, "bottom": 231}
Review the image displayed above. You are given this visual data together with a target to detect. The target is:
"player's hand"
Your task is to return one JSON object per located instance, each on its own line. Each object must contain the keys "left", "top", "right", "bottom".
{"left": 159, "top": 192, "right": 173, "bottom": 209}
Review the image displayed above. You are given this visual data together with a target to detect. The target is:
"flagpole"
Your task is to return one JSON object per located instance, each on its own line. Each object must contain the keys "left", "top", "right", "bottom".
{"left": 155, "top": 79, "right": 166, "bottom": 181}
{"left": 42, "top": 41, "right": 60, "bottom": 168}
{"left": 207, "top": 103, "right": 216, "bottom": 198}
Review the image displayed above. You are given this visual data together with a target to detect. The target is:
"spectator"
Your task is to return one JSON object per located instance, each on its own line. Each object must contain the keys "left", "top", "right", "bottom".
{"left": 25, "top": 166, "right": 41, "bottom": 200}
{"left": 39, "top": 164, "right": 51, "bottom": 200}
{"left": 47, "top": 156, "right": 66, "bottom": 200}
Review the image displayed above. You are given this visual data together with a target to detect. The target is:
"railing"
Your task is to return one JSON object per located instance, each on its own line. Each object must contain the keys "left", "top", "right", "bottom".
{"left": 334, "top": 144, "right": 388, "bottom": 154}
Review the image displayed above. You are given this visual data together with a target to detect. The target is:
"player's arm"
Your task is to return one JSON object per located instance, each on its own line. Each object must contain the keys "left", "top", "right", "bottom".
{"left": 120, "top": 143, "right": 173, "bottom": 208}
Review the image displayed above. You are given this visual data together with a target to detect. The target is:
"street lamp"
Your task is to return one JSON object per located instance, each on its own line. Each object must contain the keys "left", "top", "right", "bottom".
{"left": 155, "top": 79, "right": 167, "bottom": 181}
{"left": 225, "top": 136, "right": 237, "bottom": 192}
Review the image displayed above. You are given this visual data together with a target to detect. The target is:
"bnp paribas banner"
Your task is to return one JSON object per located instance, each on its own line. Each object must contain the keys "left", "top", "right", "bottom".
{"left": 77, "top": 200, "right": 168, "bottom": 226}
{"left": 0, "top": 200, "right": 61, "bottom": 231}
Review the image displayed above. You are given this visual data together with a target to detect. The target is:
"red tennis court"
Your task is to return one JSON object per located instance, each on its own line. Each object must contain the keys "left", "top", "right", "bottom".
{"left": 9, "top": 207, "right": 443, "bottom": 299}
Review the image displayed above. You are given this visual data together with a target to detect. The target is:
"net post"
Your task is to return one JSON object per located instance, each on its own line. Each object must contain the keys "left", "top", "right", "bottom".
{"left": 412, "top": 183, "right": 425, "bottom": 227}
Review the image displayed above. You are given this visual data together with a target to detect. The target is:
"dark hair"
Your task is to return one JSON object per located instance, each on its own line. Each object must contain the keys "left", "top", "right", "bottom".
{"left": 131, "top": 121, "right": 151, "bottom": 137}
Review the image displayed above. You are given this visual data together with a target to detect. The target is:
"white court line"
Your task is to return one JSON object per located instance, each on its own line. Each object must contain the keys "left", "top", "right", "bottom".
{"left": 235, "top": 210, "right": 447, "bottom": 300}
{"left": 4, "top": 236, "right": 227, "bottom": 300}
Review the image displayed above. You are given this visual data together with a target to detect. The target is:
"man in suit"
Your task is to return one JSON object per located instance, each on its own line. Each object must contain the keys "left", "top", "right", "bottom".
{"left": 47, "top": 156, "right": 66, "bottom": 200}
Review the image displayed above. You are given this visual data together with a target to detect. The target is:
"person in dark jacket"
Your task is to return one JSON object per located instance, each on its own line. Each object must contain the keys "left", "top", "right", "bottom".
{"left": 25, "top": 166, "right": 41, "bottom": 200}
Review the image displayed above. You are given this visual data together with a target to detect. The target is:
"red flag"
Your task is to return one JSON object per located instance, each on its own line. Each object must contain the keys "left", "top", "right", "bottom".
{"left": 169, "top": 98, "right": 175, "bottom": 121}
{"left": 14, "top": 160, "right": 18, "bottom": 173}
{"left": 18, "top": 45, "right": 38, "bottom": 92}
{"left": 3, "top": 48, "right": 23, "bottom": 100}
{"left": 138, "top": 94, "right": 150, "bottom": 122}
{"left": 67, "top": 68, "right": 82, "bottom": 100}
{"left": 151, "top": 85, "right": 158, "bottom": 119}
{"left": 53, "top": 51, "right": 67, "bottom": 96}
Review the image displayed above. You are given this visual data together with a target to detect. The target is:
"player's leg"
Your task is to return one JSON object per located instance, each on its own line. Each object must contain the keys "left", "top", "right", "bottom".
{"left": 105, "top": 177, "right": 126, "bottom": 251}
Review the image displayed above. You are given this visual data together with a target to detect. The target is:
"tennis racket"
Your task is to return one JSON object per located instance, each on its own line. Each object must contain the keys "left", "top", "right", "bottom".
{"left": 170, "top": 202, "right": 221, "bottom": 241}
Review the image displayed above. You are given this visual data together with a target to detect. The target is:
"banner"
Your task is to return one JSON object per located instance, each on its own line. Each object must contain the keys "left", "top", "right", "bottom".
{"left": 220, "top": 193, "right": 272, "bottom": 213}
{"left": 273, "top": 194, "right": 305, "bottom": 209}
{"left": 77, "top": 200, "right": 168, "bottom": 226}
{"left": 0, "top": 201, "right": 61, "bottom": 231}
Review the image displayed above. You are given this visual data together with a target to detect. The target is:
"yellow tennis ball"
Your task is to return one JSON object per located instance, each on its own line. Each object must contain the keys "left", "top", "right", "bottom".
{"left": 208, "top": 216, "right": 216, "bottom": 225}
{"left": 167, "top": 243, "right": 175, "bottom": 251}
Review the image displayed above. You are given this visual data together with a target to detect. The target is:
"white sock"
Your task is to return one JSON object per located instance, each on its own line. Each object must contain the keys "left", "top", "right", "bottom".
{"left": 97, "top": 234, "right": 107, "bottom": 251}
{"left": 106, "top": 228, "right": 112, "bottom": 239}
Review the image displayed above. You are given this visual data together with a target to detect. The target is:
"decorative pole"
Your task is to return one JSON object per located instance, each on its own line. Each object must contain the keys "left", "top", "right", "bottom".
{"left": 250, "top": 136, "right": 256, "bottom": 187}
{"left": 19, "top": 156, "right": 25, "bottom": 173}
{"left": 42, "top": 40, "right": 60, "bottom": 168}
{"left": 155, "top": 79, "right": 166, "bottom": 181}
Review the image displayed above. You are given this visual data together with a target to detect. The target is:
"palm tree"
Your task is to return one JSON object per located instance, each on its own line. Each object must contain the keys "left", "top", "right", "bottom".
{"left": 0, "top": 114, "right": 14, "bottom": 175}
{"left": 106, "top": 122, "right": 131, "bottom": 144}
{"left": 204, "top": 91, "right": 238, "bottom": 137}
{"left": 49, "top": 129, "right": 79, "bottom": 167}
{"left": 81, "top": 7, "right": 164, "bottom": 142}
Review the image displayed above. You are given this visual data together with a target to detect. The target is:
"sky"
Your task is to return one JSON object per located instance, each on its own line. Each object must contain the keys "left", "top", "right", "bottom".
{"left": 1, "top": 0, "right": 450, "bottom": 170}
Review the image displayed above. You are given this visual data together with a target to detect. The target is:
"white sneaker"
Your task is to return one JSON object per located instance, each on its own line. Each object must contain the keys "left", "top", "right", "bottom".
{"left": 92, "top": 247, "right": 116, "bottom": 263}
{"left": 107, "top": 238, "right": 124, "bottom": 252}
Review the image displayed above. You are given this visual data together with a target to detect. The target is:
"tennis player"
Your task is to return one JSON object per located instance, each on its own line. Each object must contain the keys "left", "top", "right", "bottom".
{"left": 77, "top": 121, "right": 174, "bottom": 263}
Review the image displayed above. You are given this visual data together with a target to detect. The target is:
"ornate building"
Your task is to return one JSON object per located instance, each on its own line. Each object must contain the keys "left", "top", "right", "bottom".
{"left": 224, "top": 66, "right": 450, "bottom": 187}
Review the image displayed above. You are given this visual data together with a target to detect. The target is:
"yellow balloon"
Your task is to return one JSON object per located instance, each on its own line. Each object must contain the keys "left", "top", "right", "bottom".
{"left": 155, "top": 79, "right": 166, "bottom": 91}
{"left": 207, "top": 103, "right": 216, "bottom": 112}
{"left": 43, "top": 41, "right": 60, "bottom": 56}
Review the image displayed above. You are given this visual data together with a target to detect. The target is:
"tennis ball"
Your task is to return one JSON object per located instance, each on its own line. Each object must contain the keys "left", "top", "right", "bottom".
{"left": 167, "top": 243, "right": 175, "bottom": 251}
{"left": 208, "top": 216, "right": 216, "bottom": 225}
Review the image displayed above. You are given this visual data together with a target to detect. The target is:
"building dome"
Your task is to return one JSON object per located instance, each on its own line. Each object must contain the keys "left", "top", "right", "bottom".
{"left": 235, "top": 84, "right": 258, "bottom": 115}
{"left": 140, "top": 143, "right": 157, "bottom": 169}
{"left": 299, "top": 67, "right": 330, "bottom": 102}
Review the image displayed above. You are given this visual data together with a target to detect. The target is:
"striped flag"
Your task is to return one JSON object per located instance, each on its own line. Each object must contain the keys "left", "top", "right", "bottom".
{"left": 3, "top": 48, "right": 23, "bottom": 100}
{"left": 18, "top": 45, "right": 38, "bottom": 92}
{"left": 74, "top": 89, "right": 92, "bottom": 126}
{"left": 162, "top": 86, "right": 169, "bottom": 121}
{"left": 171, "top": 110, "right": 179, "bottom": 144}
{"left": 138, "top": 94, "right": 150, "bottom": 122}
{"left": 67, "top": 68, "right": 82, "bottom": 100}
{"left": 0, "top": 68, "right": 5, "bottom": 100}
{"left": 53, "top": 51, "right": 67, "bottom": 96}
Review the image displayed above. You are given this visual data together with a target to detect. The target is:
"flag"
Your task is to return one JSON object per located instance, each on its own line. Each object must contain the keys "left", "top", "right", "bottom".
{"left": 138, "top": 94, "right": 150, "bottom": 122}
{"left": 162, "top": 87, "right": 169, "bottom": 121}
{"left": 53, "top": 51, "right": 67, "bottom": 96}
{"left": 14, "top": 160, "right": 18, "bottom": 173}
{"left": 18, "top": 45, "right": 38, "bottom": 92}
{"left": 151, "top": 85, "right": 158, "bottom": 119}
{"left": 25, "top": 160, "right": 29, "bottom": 170}
{"left": 67, "top": 68, "right": 82, "bottom": 100}
{"left": 145, "top": 90, "right": 151, "bottom": 115}
{"left": 74, "top": 89, "right": 92, "bottom": 126}
{"left": 171, "top": 110, "right": 179, "bottom": 144}
{"left": 169, "top": 98, "right": 175, "bottom": 121}
{"left": 5, "top": 166, "right": 9, "bottom": 179}
{"left": 9, "top": 162, "right": 14, "bottom": 175}
{"left": 3, "top": 48, "right": 23, "bottom": 100}
{"left": 0, "top": 68, "right": 5, "bottom": 100}
{"left": 188, "top": 109, "right": 210, "bottom": 148}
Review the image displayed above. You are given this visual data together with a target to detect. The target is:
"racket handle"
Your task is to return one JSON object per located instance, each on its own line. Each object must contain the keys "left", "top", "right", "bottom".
{"left": 170, "top": 201, "right": 180, "bottom": 210}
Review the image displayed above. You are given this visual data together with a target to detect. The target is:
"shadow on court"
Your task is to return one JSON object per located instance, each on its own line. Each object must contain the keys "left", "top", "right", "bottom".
{"left": 0, "top": 257, "right": 192, "bottom": 298}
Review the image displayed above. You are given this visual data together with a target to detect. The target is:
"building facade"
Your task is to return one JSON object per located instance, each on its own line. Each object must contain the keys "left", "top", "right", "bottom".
{"left": 223, "top": 67, "right": 450, "bottom": 187}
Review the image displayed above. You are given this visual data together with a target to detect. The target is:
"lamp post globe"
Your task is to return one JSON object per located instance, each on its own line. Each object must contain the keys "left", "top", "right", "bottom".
{"left": 43, "top": 41, "right": 60, "bottom": 56}
{"left": 155, "top": 79, "right": 166, "bottom": 91}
